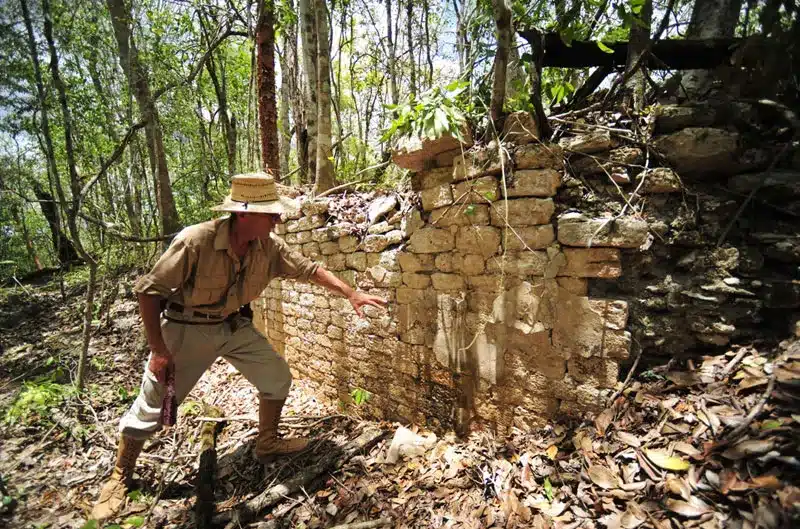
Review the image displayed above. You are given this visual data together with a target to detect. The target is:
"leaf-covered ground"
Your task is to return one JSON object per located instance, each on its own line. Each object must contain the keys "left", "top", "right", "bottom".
{"left": 1, "top": 270, "right": 798, "bottom": 529}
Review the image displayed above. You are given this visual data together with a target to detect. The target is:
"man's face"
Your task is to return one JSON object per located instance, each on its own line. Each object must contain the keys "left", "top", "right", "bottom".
{"left": 235, "top": 212, "right": 281, "bottom": 241}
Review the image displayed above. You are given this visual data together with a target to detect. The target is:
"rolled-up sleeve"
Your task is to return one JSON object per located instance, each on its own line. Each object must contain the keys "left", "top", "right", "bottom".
{"left": 271, "top": 236, "right": 319, "bottom": 282}
{"left": 133, "top": 237, "right": 197, "bottom": 297}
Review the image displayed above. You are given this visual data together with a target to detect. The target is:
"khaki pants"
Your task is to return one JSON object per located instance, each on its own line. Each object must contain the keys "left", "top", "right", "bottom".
{"left": 119, "top": 315, "right": 291, "bottom": 440}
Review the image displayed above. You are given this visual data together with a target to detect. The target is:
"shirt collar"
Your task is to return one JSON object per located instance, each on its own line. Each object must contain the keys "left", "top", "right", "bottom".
{"left": 213, "top": 216, "right": 266, "bottom": 253}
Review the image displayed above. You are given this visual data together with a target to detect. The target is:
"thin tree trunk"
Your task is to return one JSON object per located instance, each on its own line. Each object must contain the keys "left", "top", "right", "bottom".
{"left": 423, "top": 0, "right": 433, "bottom": 87}
{"left": 406, "top": 0, "right": 416, "bottom": 98}
{"left": 299, "top": 0, "right": 318, "bottom": 182}
{"left": 256, "top": 0, "right": 280, "bottom": 176}
{"left": 683, "top": 0, "right": 743, "bottom": 97}
{"left": 278, "top": 45, "right": 292, "bottom": 179}
{"left": 490, "top": 0, "right": 512, "bottom": 122}
{"left": 624, "top": 0, "right": 653, "bottom": 112}
{"left": 385, "top": 0, "right": 399, "bottom": 105}
{"left": 314, "top": 0, "right": 334, "bottom": 193}
{"left": 9, "top": 195, "right": 43, "bottom": 270}
{"left": 106, "top": 0, "right": 180, "bottom": 237}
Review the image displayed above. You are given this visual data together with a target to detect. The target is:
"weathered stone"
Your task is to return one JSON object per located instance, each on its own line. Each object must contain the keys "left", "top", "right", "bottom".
{"left": 502, "top": 225, "right": 555, "bottom": 251}
{"left": 302, "top": 198, "right": 330, "bottom": 216}
{"left": 274, "top": 223, "right": 288, "bottom": 235}
{"left": 557, "top": 213, "right": 649, "bottom": 248}
{"left": 568, "top": 357, "right": 619, "bottom": 389}
{"left": 397, "top": 287, "right": 426, "bottom": 304}
{"left": 433, "top": 294, "right": 468, "bottom": 372}
{"left": 367, "top": 221, "right": 393, "bottom": 234}
{"left": 486, "top": 252, "right": 548, "bottom": 276}
{"left": 640, "top": 167, "right": 682, "bottom": 193}
{"left": 401, "top": 208, "right": 425, "bottom": 237}
{"left": 552, "top": 291, "right": 632, "bottom": 360}
{"left": 398, "top": 252, "right": 434, "bottom": 272}
{"left": 467, "top": 275, "right": 504, "bottom": 292}
{"left": 654, "top": 104, "right": 717, "bottom": 133}
{"left": 407, "top": 228, "right": 455, "bottom": 253}
{"left": 346, "top": 252, "right": 367, "bottom": 271}
{"left": 559, "top": 130, "right": 615, "bottom": 154}
{"left": 393, "top": 130, "right": 474, "bottom": 173}
{"left": 302, "top": 242, "right": 321, "bottom": 258}
{"left": 455, "top": 254, "right": 485, "bottom": 276}
{"left": 506, "top": 330, "right": 564, "bottom": 380}
{"left": 411, "top": 166, "right": 456, "bottom": 191}
{"left": 504, "top": 169, "right": 561, "bottom": 198}
{"left": 452, "top": 176, "right": 500, "bottom": 202}
{"left": 367, "top": 195, "right": 398, "bottom": 223}
{"left": 435, "top": 253, "right": 454, "bottom": 273}
{"left": 654, "top": 127, "right": 741, "bottom": 175}
{"left": 456, "top": 226, "right": 501, "bottom": 258}
{"left": 366, "top": 248, "right": 400, "bottom": 271}
{"left": 286, "top": 214, "right": 327, "bottom": 233}
{"left": 312, "top": 227, "right": 336, "bottom": 243}
{"left": 490, "top": 198, "right": 554, "bottom": 227}
{"left": 403, "top": 272, "right": 431, "bottom": 289}
{"left": 514, "top": 143, "right": 563, "bottom": 170}
{"left": 362, "top": 234, "right": 392, "bottom": 253}
{"left": 339, "top": 235, "right": 359, "bottom": 253}
{"left": 430, "top": 204, "right": 490, "bottom": 227}
{"left": 385, "top": 230, "right": 404, "bottom": 245}
{"left": 286, "top": 230, "right": 313, "bottom": 244}
{"left": 400, "top": 325, "right": 428, "bottom": 345}
{"left": 501, "top": 110, "right": 538, "bottom": 144}
{"left": 366, "top": 266, "right": 402, "bottom": 287}
{"left": 421, "top": 183, "right": 454, "bottom": 211}
{"left": 337, "top": 270, "right": 357, "bottom": 287}
{"left": 560, "top": 248, "right": 622, "bottom": 278}
{"left": 568, "top": 146, "right": 644, "bottom": 176}
{"left": 320, "top": 241, "right": 339, "bottom": 255}
{"left": 729, "top": 170, "right": 800, "bottom": 199}
{"left": 557, "top": 277, "right": 588, "bottom": 295}
{"left": 432, "top": 273, "right": 465, "bottom": 290}
{"left": 453, "top": 146, "right": 509, "bottom": 181}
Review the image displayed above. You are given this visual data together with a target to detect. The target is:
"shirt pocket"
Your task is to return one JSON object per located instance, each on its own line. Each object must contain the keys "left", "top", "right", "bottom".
{"left": 188, "top": 273, "right": 230, "bottom": 307}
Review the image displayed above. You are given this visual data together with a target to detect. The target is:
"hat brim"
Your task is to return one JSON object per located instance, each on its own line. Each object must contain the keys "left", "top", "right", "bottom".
{"left": 211, "top": 195, "right": 298, "bottom": 215}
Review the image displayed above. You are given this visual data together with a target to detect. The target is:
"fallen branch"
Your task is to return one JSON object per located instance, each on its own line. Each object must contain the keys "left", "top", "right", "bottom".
{"left": 606, "top": 339, "right": 644, "bottom": 407}
{"left": 328, "top": 518, "right": 394, "bottom": 529}
{"left": 196, "top": 405, "right": 224, "bottom": 529}
{"left": 214, "top": 426, "right": 387, "bottom": 528}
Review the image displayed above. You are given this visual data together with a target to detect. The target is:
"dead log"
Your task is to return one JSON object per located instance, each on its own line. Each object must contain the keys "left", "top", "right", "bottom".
{"left": 518, "top": 31, "right": 755, "bottom": 70}
{"left": 195, "top": 405, "right": 224, "bottom": 529}
{"left": 213, "top": 426, "right": 387, "bottom": 528}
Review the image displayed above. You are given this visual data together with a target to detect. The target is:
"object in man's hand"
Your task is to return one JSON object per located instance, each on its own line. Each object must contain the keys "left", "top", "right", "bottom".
{"left": 161, "top": 364, "right": 177, "bottom": 426}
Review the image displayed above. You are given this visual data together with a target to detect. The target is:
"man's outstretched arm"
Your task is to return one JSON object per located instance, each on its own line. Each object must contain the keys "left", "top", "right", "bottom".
{"left": 310, "top": 267, "right": 387, "bottom": 317}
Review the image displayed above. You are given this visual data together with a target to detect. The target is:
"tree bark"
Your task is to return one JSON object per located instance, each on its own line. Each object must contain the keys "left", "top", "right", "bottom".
{"left": 299, "top": 0, "right": 318, "bottom": 183}
{"left": 423, "top": 0, "right": 433, "bottom": 87}
{"left": 278, "top": 45, "right": 292, "bottom": 179}
{"left": 683, "top": 0, "right": 744, "bottom": 96}
{"left": 32, "top": 182, "right": 80, "bottom": 264}
{"left": 256, "top": 0, "right": 280, "bottom": 176}
{"left": 624, "top": 0, "right": 653, "bottom": 112}
{"left": 314, "top": 0, "right": 334, "bottom": 193}
{"left": 490, "top": 0, "right": 512, "bottom": 122}
{"left": 106, "top": 0, "right": 180, "bottom": 238}
{"left": 385, "top": 0, "right": 399, "bottom": 105}
{"left": 406, "top": 0, "right": 416, "bottom": 98}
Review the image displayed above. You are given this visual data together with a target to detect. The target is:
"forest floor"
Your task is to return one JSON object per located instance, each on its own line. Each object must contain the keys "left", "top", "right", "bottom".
{"left": 0, "top": 268, "right": 798, "bottom": 529}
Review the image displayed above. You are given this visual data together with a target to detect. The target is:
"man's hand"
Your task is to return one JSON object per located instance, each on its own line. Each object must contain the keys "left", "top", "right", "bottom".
{"left": 148, "top": 350, "right": 173, "bottom": 384}
{"left": 349, "top": 291, "right": 388, "bottom": 317}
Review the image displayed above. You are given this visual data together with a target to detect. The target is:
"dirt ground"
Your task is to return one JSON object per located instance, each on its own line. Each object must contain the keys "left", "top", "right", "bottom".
{"left": 1, "top": 268, "right": 798, "bottom": 529}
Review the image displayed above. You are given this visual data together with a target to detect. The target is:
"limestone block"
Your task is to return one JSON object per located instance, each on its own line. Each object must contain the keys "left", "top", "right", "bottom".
{"left": 455, "top": 254, "right": 485, "bottom": 276}
{"left": 467, "top": 275, "right": 504, "bottom": 293}
{"left": 286, "top": 230, "right": 313, "bottom": 245}
{"left": 366, "top": 266, "right": 402, "bottom": 287}
{"left": 315, "top": 334, "right": 333, "bottom": 348}
{"left": 397, "top": 287, "right": 426, "bottom": 304}
{"left": 394, "top": 130, "right": 473, "bottom": 173}
{"left": 401, "top": 208, "right": 425, "bottom": 237}
{"left": 559, "top": 130, "right": 615, "bottom": 154}
{"left": 433, "top": 293, "right": 467, "bottom": 372}
{"left": 640, "top": 167, "right": 683, "bottom": 193}
{"left": 367, "top": 195, "right": 398, "bottom": 224}
{"left": 324, "top": 253, "right": 346, "bottom": 271}
{"left": 312, "top": 227, "right": 335, "bottom": 243}
{"left": 435, "top": 253, "right": 454, "bottom": 273}
{"left": 346, "top": 252, "right": 367, "bottom": 271}
{"left": 368, "top": 221, "right": 393, "bottom": 235}
{"left": 397, "top": 299, "right": 436, "bottom": 332}
{"left": 302, "top": 242, "right": 321, "bottom": 258}
{"left": 337, "top": 270, "right": 357, "bottom": 287}
{"left": 453, "top": 146, "right": 509, "bottom": 182}
{"left": 432, "top": 273, "right": 465, "bottom": 290}
{"left": 560, "top": 248, "right": 622, "bottom": 278}
{"left": 557, "top": 277, "right": 588, "bottom": 295}
{"left": 367, "top": 248, "right": 401, "bottom": 271}
{"left": 567, "top": 357, "right": 619, "bottom": 389}
{"left": 408, "top": 228, "right": 455, "bottom": 253}
{"left": 468, "top": 323, "right": 505, "bottom": 384}
{"left": 385, "top": 230, "right": 404, "bottom": 245}
{"left": 557, "top": 213, "right": 649, "bottom": 248}
{"left": 505, "top": 330, "right": 564, "bottom": 380}
{"left": 274, "top": 223, "right": 287, "bottom": 235}
{"left": 339, "top": 235, "right": 359, "bottom": 253}
{"left": 588, "top": 299, "right": 628, "bottom": 330}
{"left": 514, "top": 143, "right": 563, "bottom": 170}
{"left": 502, "top": 225, "right": 555, "bottom": 251}
{"left": 314, "top": 295, "right": 331, "bottom": 309}
{"left": 411, "top": 166, "right": 455, "bottom": 191}
{"left": 452, "top": 176, "right": 499, "bottom": 202}
{"left": 430, "top": 204, "right": 490, "bottom": 227}
{"left": 362, "top": 234, "right": 392, "bottom": 253}
{"left": 568, "top": 146, "right": 643, "bottom": 176}
{"left": 320, "top": 241, "right": 339, "bottom": 255}
{"left": 654, "top": 127, "right": 741, "bottom": 175}
{"left": 421, "top": 183, "right": 454, "bottom": 211}
{"left": 400, "top": 325, "right": 427, "bottom": 345}
{"left": 403, "top": 272, "right": 431, "bottom": 289}
{"left": 489, "top": 198, "right": 554, "bottom": 226}
{"left": 486, "top": 251, "right": 547, "bottom": 276}
{"left": 287, "top": 214, "right": 327, "bottom": 233}
{"left": 398, "top": 252, "right": 435, "bottom": 272}
{"left": 552, "top": 291, "right": 632, "bottom": 360}
{"left": 302, "top": 199, "right": 330, "bottom": 216}
{"left": 654, "top": 104, "right": 717, "bottom": 133}
{"left": 297, "top": 318, "right": 312, "bottom": 330}
{"left": 504, "top": 169, "right": 561, "bottom": 198}
{"left": 456, "top": 226, "right": 501, "bottom": 258}
{"left": 501, "top": 110, "right": 538, "bottom": 144}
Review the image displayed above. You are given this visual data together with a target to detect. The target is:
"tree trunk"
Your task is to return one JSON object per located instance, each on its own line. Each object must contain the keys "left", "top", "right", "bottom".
{"left": 506, "top": 31, "right": 526, "bottom": 102}
{"left": 106, "top": 0, "right": 180, "bottom": 237}
{"left": 314, "top": 0, "right": 334, "bottom": 193}
{"left": 490, "top": 0, "right": 512, "bottom": 122}
{"left": 683, "top": 0, "right": 743, "bottom": 97}
{"left": 624, "top": 0, "right": 653, "bottom": 112}
{"left": 299, "top": 0, "right": 318, "bottom": 183}
{"left": 423, "top": 0, "right": 433, "bottom": 88}
{"left": 256, "top": 0, "right": 280, "bottom": 176}
{"left": 406, "top": 0, "right": 416, "bottom": 98}
{"left": 9, "top": 194, "right": 43, "bottom": 271}
{"left": 32, "top": 181, "right": 79, "bottom": 264}
{"left": 385, "top": 0, "right": 399, "bottom": 106}
{"left": 278, "top": 46, "right": 292, "bottom": 179}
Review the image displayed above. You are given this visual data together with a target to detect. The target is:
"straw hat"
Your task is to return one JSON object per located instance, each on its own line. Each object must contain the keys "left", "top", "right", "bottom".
{"left": 211, "top": 172, "right": 297, "bottom": 214}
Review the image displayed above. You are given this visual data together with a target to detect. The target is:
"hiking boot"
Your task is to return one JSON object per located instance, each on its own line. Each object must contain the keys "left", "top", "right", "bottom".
{"left": 255, "top": 397, "right": 309, "bottom": 462}
{"left": 91, "top": 435, "right": 145, "bottom": 521}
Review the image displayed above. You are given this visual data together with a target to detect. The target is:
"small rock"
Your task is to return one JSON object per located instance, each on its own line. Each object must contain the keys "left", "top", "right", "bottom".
{"left": 368, "top": 195, "right": 398, "bottom": 224}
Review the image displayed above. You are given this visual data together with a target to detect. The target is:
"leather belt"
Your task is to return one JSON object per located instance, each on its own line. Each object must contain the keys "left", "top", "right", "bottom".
{"left": 164, "top": 302, "right": 228, "bottom": 324}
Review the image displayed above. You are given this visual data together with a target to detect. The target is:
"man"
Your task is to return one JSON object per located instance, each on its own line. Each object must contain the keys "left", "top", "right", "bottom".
{"left": 92, "top": 173, "right": 386, "bottom": 520}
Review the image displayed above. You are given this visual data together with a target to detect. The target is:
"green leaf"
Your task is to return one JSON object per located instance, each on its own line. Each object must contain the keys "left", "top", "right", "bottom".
{"left": 127, "top": 489, "right": 144, "bottom": 502}
{"left": 3, "top": 495, "right": 14, "bottom": 507}
{"left": 465, "top": 205, "right": 476, "bottom": 216}
{"left": 79, "top": 521, "right": 98, "bottom": 529}
{"left": 761, "top": 420, "right": 781, "bottom": 430}
{"left": 123, "top": 516, "right": 145, "bottom": 528}
{"left": 597, "top": 41, "right": 614, "bottom": 54}
{"left": 543, "top": 477, "right": 554, "bottom": 501}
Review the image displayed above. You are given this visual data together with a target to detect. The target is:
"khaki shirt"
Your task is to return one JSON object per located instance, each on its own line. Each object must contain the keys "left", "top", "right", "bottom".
{"left": 133, "top": 217, "right": 318, "bottom": 317}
